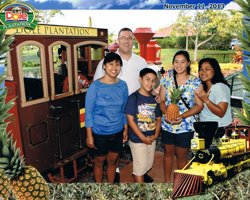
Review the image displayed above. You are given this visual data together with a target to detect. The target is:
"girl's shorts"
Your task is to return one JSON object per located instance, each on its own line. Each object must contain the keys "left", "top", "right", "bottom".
{"left": 92, "top": 130, "right": 123, "bottom": 156}
{"left": 161, "top": 130, "right": 194, "bottom": 148}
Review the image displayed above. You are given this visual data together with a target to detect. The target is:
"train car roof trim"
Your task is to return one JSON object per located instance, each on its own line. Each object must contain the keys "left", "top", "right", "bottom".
{"left": 6, "top": 24, "right": 99, "bottom": 37}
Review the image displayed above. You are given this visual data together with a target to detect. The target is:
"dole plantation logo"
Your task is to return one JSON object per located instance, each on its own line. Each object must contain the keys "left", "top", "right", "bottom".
{"left": 0, "top": 2, "right": 38, "bottom": 30}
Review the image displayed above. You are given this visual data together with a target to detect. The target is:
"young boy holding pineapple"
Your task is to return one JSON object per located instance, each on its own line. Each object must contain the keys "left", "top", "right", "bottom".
{"left": 159, "top": 50, "right": 204, "bottom": 182}
{"left": 125, "top": 68, "right": 161, "bottom": 183}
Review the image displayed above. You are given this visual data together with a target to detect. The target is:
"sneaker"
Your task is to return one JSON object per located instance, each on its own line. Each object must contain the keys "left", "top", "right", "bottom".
{"left": 114, "top": 172, "right": 120, "bottom": 183}
{"left": 144, "top": 174, "right": 153, "bottom": 183}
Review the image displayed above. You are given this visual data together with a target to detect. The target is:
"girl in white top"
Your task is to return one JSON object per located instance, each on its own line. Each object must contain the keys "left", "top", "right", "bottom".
{"left": 196, "top": 58, "right": 232, "bottom": 138}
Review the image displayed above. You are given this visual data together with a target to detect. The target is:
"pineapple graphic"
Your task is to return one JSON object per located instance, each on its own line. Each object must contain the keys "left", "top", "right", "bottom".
{"left": 0, "top": 170, "right": 10, "bottom": 199}
{"left": 166, "top": 88, "right": 184, "bottom": 121}
{"left": 0, "top": 129, "right": 50, "bottom": 200}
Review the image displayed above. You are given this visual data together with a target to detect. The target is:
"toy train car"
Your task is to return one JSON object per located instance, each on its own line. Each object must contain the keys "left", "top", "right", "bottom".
{"left": 4, "top": 24, "right": 108, "bottom": 182}
{"left": 172, "top": 122, "right": 250, "bottom": 198}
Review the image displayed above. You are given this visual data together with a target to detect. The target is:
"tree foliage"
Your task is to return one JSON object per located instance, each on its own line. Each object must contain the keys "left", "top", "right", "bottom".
{"left": 38, "top": 10, "right": 64, "bottom": 24}
{"left": 171, "top": 10, "right": 242, "bottom": 62}
{"left": 0, "top": 0, "right": 15, "bottom": 5}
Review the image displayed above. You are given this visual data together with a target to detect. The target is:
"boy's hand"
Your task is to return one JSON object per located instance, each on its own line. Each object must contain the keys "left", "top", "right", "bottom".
{"left": 141, "top": 136, "right": 154, "bottom": 145}
{"left": 149, "top": 134, "right": 158, "bottom": 141}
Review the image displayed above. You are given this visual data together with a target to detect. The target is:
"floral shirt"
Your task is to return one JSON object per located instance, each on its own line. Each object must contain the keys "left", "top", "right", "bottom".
{"left": 160, "top": 74, "right": 201, "bottom": 134}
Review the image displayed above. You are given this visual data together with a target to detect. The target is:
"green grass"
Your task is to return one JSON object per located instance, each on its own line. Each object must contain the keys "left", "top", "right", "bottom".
{"left": 160, "top": 49, "right": 235, "bottom": 69}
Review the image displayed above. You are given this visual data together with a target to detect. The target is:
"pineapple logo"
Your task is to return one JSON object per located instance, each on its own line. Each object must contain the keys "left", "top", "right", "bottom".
{"left": 0, "top": 2, "right": 38, "bottom": 30}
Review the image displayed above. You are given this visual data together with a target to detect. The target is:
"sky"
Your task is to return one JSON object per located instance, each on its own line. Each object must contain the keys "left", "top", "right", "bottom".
{"left": 22, "top": 0, "right": 233, "bottom": 10}
{"left": 17, "top": 0, "right": 240, "bottom": 34}
{"left": 49, "top": 10, "right": 182, "bottom": 33}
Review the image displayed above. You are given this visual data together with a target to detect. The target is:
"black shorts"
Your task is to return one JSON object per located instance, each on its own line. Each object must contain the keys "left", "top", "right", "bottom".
{"left": 92, "top": 130, "right": 123, "bottom": 157}
{"left": 161, "top": 130, "right": 194, "bottom": 148}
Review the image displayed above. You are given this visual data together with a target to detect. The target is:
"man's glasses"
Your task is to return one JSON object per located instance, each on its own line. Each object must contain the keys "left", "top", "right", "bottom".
{"left": 118, "top": 36, "right": 134, "bottom": 42}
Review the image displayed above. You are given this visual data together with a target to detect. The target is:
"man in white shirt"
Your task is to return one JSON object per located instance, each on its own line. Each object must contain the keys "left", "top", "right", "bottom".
{"left": 94, "top": 27, "right": 147, "bottom": 95}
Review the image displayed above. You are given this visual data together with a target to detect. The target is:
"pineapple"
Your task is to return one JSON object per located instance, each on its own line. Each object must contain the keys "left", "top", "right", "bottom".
{"left": 0, "top": 126, "right": 50, "bottom": 200}
{"left": 0, "top": 169, "right": 10, "bottom": 199}
{"left": 166, "top": 88, "right": 184, "bottom": 121}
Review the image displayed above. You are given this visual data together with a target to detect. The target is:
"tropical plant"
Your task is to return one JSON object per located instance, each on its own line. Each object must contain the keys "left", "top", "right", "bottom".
{"left": 0, "top": 1, "right": 50, "bottom": 199}
{"left": 233, "top": 0, "right": 250, "bottom": 125}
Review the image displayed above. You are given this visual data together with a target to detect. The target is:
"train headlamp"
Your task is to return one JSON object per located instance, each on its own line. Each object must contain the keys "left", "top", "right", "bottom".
{"left": 191, "top": 141, "right": 198, "bottom": 149}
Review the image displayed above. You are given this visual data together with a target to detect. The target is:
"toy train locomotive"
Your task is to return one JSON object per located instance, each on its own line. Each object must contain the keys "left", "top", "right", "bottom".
{"left": 172, "top": 122, "right": 250, "bottom": 198}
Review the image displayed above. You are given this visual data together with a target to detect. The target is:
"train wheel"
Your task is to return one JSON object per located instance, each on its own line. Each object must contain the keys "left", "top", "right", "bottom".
{"left": 234, "top": 157, "right": 243, "bottom": 173}
{"left": 206, "top": 170, "right": 215, "bottom": 186}
{"left": 223, "top": 170, "right": 228, "bottom": 179}
{"left": 207, "top": 176, "right": 213, "bottom": 186}
{"left": 234, "top": 164, "right": 242, "bottom": 173}
{"left": 243, "top": 155, "right": 250, "bottom": 168}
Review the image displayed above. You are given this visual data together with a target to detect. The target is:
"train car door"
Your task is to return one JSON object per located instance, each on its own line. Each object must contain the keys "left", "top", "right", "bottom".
{"left": 48, "top": 41, "right": 82, "bottom": 160}
{"left": 13, "top": 40, "right": 54, "bottom": 172}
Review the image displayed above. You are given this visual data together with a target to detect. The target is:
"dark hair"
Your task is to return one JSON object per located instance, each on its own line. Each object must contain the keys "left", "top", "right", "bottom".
{"left": 58, "top": 45, "right": 66, "bottom": 55}
{"left": 172, "top": 50, "right": 191, "bottom": 75}
{"left": 104, "top": 48, "right": 110, "bottom": 56}
{"left": 118, "top": 27, "right": 133, "bottom": 36}
{"left": 198, "top": 57, "right": 229, "bottom": 91}
{"left": 103, "top": 52, "right": 123, "bottom": 67}
{"left": 139, "top": 68, "right": 157, "bottom": 78}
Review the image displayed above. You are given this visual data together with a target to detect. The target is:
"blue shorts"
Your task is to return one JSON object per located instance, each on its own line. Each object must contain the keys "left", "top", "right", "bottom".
{"left": 161, "top": 130, "right": 194, "bottom": 148}
{"left": 92, "top": 130, "right": 123, "bottom": 157}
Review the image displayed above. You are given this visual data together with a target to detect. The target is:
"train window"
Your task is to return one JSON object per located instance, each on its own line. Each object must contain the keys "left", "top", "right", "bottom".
{"left": 17, "top": 41, "right": 49, "bottom": 107}
{"left": 91, "top": 46, "right": 102, "bottom": 60}
{"left": 73, "top": 42, "right": 106, "bottom": 94}
{"left": 21, "top": 45, "right": 43, "bottom": 101}
{"left": 75, "top": 44, "right": 104, "bottom": 93}
{"left": 52, "top": 45, "right": 68, "bottom": 95}
{"left": 90, "top": 46, "right": 103, "bottom": 76}
{"left": 49, "top": 42, "right": 73, "bottom": 100}
{"left": 21, "top": 45, "right": 41, "bottom": 79}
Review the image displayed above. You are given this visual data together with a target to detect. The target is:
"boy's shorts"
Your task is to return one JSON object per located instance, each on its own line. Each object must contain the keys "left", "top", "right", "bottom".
{"left": 92, "top": 130, "right": 123, "bottom": 157}
{"left": 129, "top": 140, "right": 156, "bottom": 176}
{"left": 161, "top": 130, "right": 194, "bottom": 148}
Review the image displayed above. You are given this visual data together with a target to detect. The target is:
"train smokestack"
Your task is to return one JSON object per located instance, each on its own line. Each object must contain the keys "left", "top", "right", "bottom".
{"left": 193, "top": 122, "right": 218, "bottom": 149}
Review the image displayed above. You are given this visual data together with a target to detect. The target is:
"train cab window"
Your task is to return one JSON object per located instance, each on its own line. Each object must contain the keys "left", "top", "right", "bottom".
{"left": 17, "top": 42, "right": 49, "bottom": 107}
{"left": 75, "top": 44, "right": 103, "bottom": 93}
{"left": 52, "top": 45, "right": 69, "bottom": 95}
{"left": 91, "top": 45, "right": 102, "bottom": 75}
{"left": 21, "top": 45, "right": 43, "bottom": 101}
{"left": 49, "top": 43, "right": 73, "bottom": 100}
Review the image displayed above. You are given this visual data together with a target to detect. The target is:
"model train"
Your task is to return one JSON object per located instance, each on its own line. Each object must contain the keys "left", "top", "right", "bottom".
{"left": 172, "top": 122, "right": 250, "bottom": 198}
{"left": 4, "top": 24, "right": 108, "bottom": 182}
